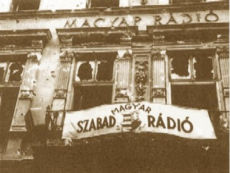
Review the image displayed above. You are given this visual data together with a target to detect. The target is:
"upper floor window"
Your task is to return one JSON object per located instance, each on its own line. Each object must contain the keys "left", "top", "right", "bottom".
{"left": 0, "top": 59, "right": 25, "bottom": 83}
{"left": 12, "top": 0, "right": 40, "bottom": 11}
{"left": 87, "top": 0, "right": 119, "bottom": 8}
{"left": 168, "top": 50, "right": 216, "bottom": 81}
{"left": 73, "top": 52, "right": 116, "bottom": 110}
{"left": 75, "top": 54, "right": 114, "bottom": 82}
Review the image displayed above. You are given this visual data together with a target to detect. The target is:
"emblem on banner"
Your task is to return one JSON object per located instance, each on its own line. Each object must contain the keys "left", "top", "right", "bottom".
{"left": 122, "top": 111, "right": 142, "bottom": 131}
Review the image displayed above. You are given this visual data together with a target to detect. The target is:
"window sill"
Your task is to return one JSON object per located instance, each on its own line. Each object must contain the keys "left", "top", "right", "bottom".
{"left": 74, "top": 81, "right": 113, "bottom": 86}
{"left": 170, "top": 80, "right": 217, "bottom": 85}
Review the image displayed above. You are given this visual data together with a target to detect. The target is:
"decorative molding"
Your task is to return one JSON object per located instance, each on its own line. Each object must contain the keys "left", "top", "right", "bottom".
{"left": 60, "top": 36, "right": 73, "bottom": 47}
{"left": 27, "top": 52, "right": 42, "bottom": 62}
{"left": 219, "top": 111, "right": 229, "bottom": 133}
{"left": 216, "top": 34, "right": 228, "bottom": 43}
{"left": 120, "top": 30, "right": 136, "bottom": 43}
{"left": 60, "top": 51, "right": 74, "bottom": 62}
{"left": 152, "top": 88, "right": 166, "bottom": 98}
{"left": 114, "top": 88, "right": 130, "bottom": 103}
{"left": 135, "top": 60, "right": 148, "bottom": 101}
{"left": 152, "top": 34, "right": 165, "bottom": 44}
{"left": 31, "top": 40, "right": 43, "bottom": 48}
{"left": 216, "top": 46, "right": 229, "bottom": 59}
{"left": 151, "top": 49, "right": 166, "bottom": 59}
{"left": 54, "top": 89, "right": 67, "bottom": 99}
{"left": 19, "top": 89, "right": 35, "bottom": 100}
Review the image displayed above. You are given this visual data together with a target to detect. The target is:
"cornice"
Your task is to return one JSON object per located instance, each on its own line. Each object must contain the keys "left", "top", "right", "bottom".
{"left": 0, "top": 2, "right": 228, "bottom": 20}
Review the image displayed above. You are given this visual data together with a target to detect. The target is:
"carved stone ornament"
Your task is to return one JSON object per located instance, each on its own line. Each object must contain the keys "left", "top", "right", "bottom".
{"left": 216, "top": 46, "right": 229, "bottom": 59}
{"left": 122, "top": 51, "right": 132, "bottom": 59}
{"left": 60, "top": 51, "right": 74, "bottom": 62}
{"left": 151, "top": 49, "right": 166, "bottom": 59}
{"left": 54, "top": 89, "right": 67, "bottom": 99}
{"left": 135, "top": 61, "right": 148, "bottom": 101}
{"left": 31, "top": 40, "right": 43, "bottom": 48}
{"left": 27, "top": 52, "right": 42, "bottom": 62}
{"left": 152, "top": 88, "right": 166, "bottom": 98}
{"left": 114, "top": 88, "right": 130, "bottom": 102}
{"left": 219, "top": 111, "right": 229, "bottom": 133}
{"left": 19, "top": 89, "right": 35, "bottom": 99}
{"left": 60, "top": 36, "right": 73, "bottom": 47}
{"left": 153, "top": 34, "right": 165, "bottom": 44}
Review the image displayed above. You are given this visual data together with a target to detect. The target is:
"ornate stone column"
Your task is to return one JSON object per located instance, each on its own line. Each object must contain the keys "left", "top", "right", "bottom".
{"left": 151, "top": 49, "right": 167, "bottom": 104}
{"left": 216, "top": 46, "right": 229, "bottom": 132}
{"left": 10, "top": 52, "right": 41, "bottom": 132}
{"left": 113, "top": 50, "right": 133, "bottom": 103}
{"left": 133, "top": 52, "right": 151, "bottom": 102}
{"left": 49, "top": 51, "right": 74, "bottom": 132}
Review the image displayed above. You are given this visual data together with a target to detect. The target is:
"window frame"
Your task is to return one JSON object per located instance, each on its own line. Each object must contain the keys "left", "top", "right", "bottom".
{"left": 0, "top": 58, "right": 26, "bottom": 85}
{"left": 73, "top": 52, "right": 116, "bottom": 87}
{"left": 168, "top": 49, "right": 217, "bottom": 83}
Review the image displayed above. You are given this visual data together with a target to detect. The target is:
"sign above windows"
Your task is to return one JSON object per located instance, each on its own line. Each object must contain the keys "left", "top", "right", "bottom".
{"left": 62, "top": 101, "right": 216, "bottom": 140}
{"left": 64, "top": 10, "right": 228, "bottom": 29}
{"left": 0, "top": 9, "right": 227, "bottom": 31}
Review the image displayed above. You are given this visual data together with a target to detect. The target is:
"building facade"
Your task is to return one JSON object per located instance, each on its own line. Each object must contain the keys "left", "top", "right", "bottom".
{"left": 0, "top": 0, "right": 229, "bottom": 173}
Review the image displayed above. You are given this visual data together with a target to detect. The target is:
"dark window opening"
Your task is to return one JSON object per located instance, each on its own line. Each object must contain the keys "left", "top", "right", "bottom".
{"left": 75, "top": 54, "right": 115, "bottom": 82}
{"left": 171, "top": 84, "right": 218, "bottom": 110}
{"left": 171, "top": 55, "right": 190, "bottom": 79}
{"left": 12, "top": 0, "right": 40, "bottom": 11}
{"left": 8, "top": 62, "right": 24, "bottom": 82}
{"left": 169, "top": 50, "right": 214, "bottom": 81}
{"left": 96, "top": 60, "right": 113, "bottom": 81}
{"left": 194, "top": 56, "right": 213, "bottom": 80}
{"left": 0, "top": 87, "right": 19, "bottom": 153}
{"left": 90, "top": 0, "right": 119, "bottom": 8}
{"left": 77, "top": 62, "right": 93, "bottom": 81}
{"left": 0, "top": 63, "right": 7, "bottom": 83}
{"left": 0, "top": 60, "right": 25, "bottom": 83}
{"left": 74, "top": 86, "right": 112, "bottom": 110}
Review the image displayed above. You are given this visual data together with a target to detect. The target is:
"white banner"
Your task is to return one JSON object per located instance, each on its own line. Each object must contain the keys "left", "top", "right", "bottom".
{"left": 62, "top": 102, "right": 216, "bottom": 140}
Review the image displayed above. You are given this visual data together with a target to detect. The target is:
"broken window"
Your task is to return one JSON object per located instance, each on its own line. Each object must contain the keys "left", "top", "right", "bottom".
{"left": 75, "top": 58, "right": 114, "bottom": 82}
{"left": 77, "top": 61, "right": 94, "bottom": 81}
{"left": 12, "top": 0, "right": 40, "bottom": 11}
{"left": 96, "top": 60, "right": 113, "bottom": 81}
{"left": 169, "top": 50, "right": 214, "bottom": 81}
{"left": 8, "top": 62, "right": 24, "bottom": 82}
{"left": 74, "top": 53, "right": 115, "bottom": 110}
{"left": 0, "top": 63, "right": 7, "bottom": 83}
{"left": 194, "top": 56, "right": 213, "bottom": 80}
{"left": 0, "top": 61, "right": 25, "bottom": 83}
{"left": 88, "top": 0, "right": 119, "bottom": 8}
{"left": 170, "top": 55, "right": 191, "bottom": 79}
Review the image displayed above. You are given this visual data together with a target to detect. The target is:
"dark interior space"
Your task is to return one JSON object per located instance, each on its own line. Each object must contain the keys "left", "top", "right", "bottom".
{"left": 171, "top": 84, "right": 218, "bottom": 110}
{"left": 74, "top": 86, "right": 112, "bottom": 110}
{"left": 12, "top": 0, "right": 40, "bottom": 11}
{"left": 90, "top": 0, "right": 119, "bottom": 8}
{"left": 0, "top": 87, "right": 19, "bottom": 152}
{"left": 31, "top": 133, "right": 229, "bottom": 173}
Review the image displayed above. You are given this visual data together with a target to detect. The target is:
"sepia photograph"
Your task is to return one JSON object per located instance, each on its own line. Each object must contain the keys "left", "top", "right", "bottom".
{"left": 0, "top": 0, "right": 229, "bottom": 173}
